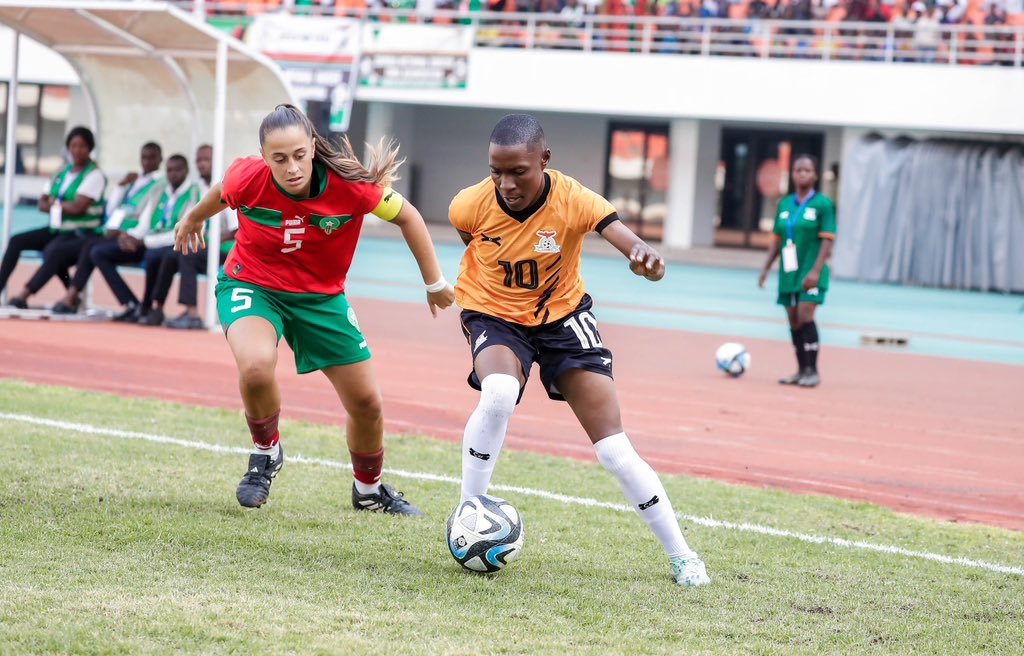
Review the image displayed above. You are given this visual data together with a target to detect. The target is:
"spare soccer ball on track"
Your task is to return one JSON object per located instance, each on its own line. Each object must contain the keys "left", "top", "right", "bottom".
{"left": 446, "top": 494, "right": 524, "bottom": 573}
{"left": 715, "top": 342, "right": 751, "bottom": 377}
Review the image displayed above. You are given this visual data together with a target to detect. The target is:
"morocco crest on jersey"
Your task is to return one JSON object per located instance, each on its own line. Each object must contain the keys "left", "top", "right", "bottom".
{"left": 534, "top": 230, "right": 561, "bottom": 254}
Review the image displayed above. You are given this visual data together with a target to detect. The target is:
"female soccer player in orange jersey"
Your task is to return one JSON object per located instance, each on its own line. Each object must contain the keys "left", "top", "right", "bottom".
{"left": 175, "top": 105, "right": 454, "bottom": 514}
{"left": 449, "top": 114, "right": 709, "bottom": 587}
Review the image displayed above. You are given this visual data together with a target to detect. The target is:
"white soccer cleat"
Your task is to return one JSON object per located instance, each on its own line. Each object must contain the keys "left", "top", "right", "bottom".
{"left": 670, "top": 556, "right": 711, "bottom": 588}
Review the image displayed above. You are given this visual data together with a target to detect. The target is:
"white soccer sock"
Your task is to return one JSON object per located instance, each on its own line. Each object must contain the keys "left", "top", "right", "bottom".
{"left": 353, "top": 479, "right": 381, "bottom": 495}
{"left": 253, "top": 443, "right": 280, "bottom": 461}
{"left": 595, "top": 432, "right": 697, "bottom": 560}
{"left": 460, "top": 373, "right": 520, "bottom": 501}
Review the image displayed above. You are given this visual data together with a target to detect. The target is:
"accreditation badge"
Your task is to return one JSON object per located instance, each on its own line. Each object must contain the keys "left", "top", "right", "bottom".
{"left": 49, "top": 200, "right": 63, "bottom": 230}
{"left": 781, "top": 241, "right": 799, "bottom": 273}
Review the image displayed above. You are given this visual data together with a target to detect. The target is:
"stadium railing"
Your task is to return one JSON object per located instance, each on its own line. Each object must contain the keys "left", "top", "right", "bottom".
{"left": 176, "top": 3, "right": 1024, "bottom": 67}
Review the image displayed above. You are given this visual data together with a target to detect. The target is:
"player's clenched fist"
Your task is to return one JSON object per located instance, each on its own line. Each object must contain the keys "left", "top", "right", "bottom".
{"left": 629, "top": 243, "right": 665, "bottom": 281}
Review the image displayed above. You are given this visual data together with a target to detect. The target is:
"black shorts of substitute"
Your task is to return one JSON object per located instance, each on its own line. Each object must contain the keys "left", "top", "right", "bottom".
{"left": 460, "top": 294, "right": 614, "bottom": 402}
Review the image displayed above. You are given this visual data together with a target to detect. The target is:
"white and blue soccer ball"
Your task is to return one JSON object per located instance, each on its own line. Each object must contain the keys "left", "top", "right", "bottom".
{"left": 446, "top": 494, "right": 524, "bottom": 573}
{"left": 715, "top": 342, "right": 751, "bottom": 377}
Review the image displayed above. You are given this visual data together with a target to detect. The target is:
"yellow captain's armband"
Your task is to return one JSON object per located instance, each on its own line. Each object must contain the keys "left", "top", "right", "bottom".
{"left": 371, "top": 187, "right": 404, "bottom": 221}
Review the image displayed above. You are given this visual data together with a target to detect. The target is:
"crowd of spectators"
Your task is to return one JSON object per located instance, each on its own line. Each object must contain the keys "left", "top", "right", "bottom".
{"left": 192, "top": 0, "right": 1023, "bottom": 27}
{"left": 190, "top": 0, "right": 1020, "bottom": 64}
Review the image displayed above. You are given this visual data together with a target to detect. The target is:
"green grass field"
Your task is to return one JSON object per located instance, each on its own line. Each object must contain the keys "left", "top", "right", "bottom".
{"left": 2, "top": 380, "right": 1023, "bottom": 655}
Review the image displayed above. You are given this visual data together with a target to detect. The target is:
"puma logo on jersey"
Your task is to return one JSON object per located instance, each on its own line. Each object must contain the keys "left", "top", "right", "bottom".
{"left": 474, "top": 330, "right": 488, "bottom": 352}
{"left": 534, "top": 230, "right": 560, "bottom": 253}
{"left": 601, "top": 357, "right": 612, "bottom": 367}
{"left": 481, "top": 233, "right": 502, "bottom": 247}
{"left": 285, "top": 216, "right": 303, "bottom": 227}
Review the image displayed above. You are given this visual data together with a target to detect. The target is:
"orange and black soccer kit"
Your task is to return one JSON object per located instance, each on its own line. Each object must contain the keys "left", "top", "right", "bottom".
{"left": 449, "top": 170, "right": 621, "bottom": 401}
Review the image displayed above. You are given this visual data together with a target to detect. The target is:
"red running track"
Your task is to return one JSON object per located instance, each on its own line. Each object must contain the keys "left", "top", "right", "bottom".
{"left": 1, "top": 297, "right": 1022, "bottom": 530}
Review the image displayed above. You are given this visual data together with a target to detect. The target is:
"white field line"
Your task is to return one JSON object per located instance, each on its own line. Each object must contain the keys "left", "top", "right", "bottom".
{"left": 3, "top": 411, "right": 1023, "bottom": 578}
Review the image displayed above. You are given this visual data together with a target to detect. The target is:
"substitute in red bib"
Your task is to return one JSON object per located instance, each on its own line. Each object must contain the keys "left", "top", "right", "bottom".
{"left": 175, "top": 104, "right": 455, "bottom": 514}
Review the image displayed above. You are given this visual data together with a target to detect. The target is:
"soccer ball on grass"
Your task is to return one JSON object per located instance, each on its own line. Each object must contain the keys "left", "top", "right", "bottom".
{"left": 446, "top": 494, "right": 524, "bottom": 573}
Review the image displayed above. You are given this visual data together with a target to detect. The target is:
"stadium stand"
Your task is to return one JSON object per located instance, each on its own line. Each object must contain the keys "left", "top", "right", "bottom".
{"left": 178, "top": 0, "right": 1024, "bottom": 66}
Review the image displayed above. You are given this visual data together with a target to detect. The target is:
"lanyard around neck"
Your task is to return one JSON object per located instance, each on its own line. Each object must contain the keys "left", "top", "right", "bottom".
{"left": 786, "top": 190, "right": 815, "bottom": 242}
{"left": 52, "top": 162, "right": 95, "bottom": 202}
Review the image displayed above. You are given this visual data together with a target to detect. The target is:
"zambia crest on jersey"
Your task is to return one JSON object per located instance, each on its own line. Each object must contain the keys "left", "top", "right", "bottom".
{"left": 534, "top": 230, "right": 560, "bottom": 254}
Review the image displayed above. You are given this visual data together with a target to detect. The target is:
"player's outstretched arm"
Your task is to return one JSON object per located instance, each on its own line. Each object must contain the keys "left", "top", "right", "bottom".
{"left": 173, "top": 182, "right": 224, "bottom": 255}
{"left": 599, "top": 220, "right": 666, "bottom": 282}
{"left": 390, "top": 200, "right": 455, "bottom": 317}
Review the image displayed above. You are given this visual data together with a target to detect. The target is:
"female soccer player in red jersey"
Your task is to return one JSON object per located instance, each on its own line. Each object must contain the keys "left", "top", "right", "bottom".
{"left": 175, "top": 104, "right": 455, "bottom": 514}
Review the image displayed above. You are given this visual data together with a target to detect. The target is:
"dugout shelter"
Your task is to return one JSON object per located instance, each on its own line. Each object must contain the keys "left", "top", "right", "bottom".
{"left": 1, "top": 0, "right": 297, "bottom": 327}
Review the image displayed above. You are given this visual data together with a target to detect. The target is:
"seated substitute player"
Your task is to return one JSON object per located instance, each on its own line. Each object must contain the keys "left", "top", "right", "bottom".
{"left": 51, "top": 141, "right": 165, "bottom": 315}
{"left": 157, "top": 144, "right": 240, "bottom": 329}
{"left": 175, "top": 104, "right": 455, "bottom": 514}
{"left": 89, "top": 154, "right": 191, "bottom": 322}
{"left": 133, "top": 155, "right": 203, "bottom": 326}
{"left": 449, "top": 114, "right": 710, "bottom": 588}
{"left": 1, "top": 126, "right": 106, "bottom": 309}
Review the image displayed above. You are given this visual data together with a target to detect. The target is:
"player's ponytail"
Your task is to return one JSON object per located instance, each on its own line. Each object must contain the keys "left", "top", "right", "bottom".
{"left": 259, "top": 103, "right": 403, "bottom": 188}
{"left": 314, "top": 132, "right": 403, "bottom": 189}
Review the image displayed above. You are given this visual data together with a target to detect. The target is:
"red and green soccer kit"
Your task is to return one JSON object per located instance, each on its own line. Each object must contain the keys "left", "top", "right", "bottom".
{"left": 216, "top": 156, "right": 403, "bottom": 373}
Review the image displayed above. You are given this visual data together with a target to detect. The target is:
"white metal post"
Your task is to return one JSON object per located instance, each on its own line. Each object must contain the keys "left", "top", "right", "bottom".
{"left": 1, "top": 29, "right": 20, "bottom": 306}
{"left": 205, "top": 38, "right": 227, "bottom": 330}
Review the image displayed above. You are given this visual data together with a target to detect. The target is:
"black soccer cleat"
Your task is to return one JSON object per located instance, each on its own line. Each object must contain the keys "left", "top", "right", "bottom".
{"left": 351, "top": 482, "right": 424, "bottom": 517}
{"left": 235, "top": 446, "right": 285, "bottom": 508}
{"left": 798, "top": 371, "right": 821, "bottom": 388}
{"left": 778, "top": 372, "right": 802, "bottom": 385}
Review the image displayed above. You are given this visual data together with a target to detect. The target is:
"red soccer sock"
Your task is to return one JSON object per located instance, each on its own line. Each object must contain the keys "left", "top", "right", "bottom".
{"left": 246, "top": 411, "right": 280, "bottom": 451}
{"left": 350, "top": 447, "right": 384, "bottom": 494}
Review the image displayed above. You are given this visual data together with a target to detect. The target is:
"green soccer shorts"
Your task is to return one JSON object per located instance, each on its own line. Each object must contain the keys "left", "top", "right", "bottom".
{"left": 216, "top": 273, "right": 371, "bottom": 374}
{"left": 777, "top": 288, "right": 827, "bottom": 307}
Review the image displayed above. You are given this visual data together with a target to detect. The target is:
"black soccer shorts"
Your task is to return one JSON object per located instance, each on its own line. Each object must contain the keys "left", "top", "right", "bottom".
{"left": 460, "top": 294, "right": 614, "bottom": 402}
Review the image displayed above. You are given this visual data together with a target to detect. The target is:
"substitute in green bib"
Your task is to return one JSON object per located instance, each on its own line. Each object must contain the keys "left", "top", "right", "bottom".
{"left": 758, "top": 155, "right": 836, "bottom": 388}
{"left": 0, "top": 126, "right": 107, "bottom": 308}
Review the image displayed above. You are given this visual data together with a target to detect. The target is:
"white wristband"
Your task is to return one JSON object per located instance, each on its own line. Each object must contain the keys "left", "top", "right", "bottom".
{"left": 425, "top": 277, "right": 448, "bottom": 293}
